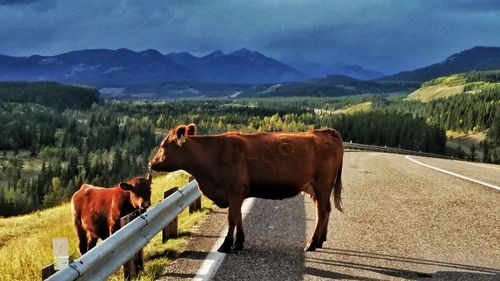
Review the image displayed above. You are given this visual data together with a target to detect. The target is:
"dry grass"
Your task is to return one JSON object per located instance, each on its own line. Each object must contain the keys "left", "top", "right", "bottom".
{"left": 332, "top": 101, "right": 372, "bottom": 115}
{"left": 0, "top": 171, "right": 214, "bottom": 281}
{"left": 407, "top": 84, "right": 465, "bottom": 102}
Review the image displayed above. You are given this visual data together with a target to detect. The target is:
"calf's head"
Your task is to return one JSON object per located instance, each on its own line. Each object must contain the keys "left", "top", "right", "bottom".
{"left": 120, "top": 173, "right": 153, "bottom": 210}
{"left": 149, "top": 123, "right": 196, "bottom": 172}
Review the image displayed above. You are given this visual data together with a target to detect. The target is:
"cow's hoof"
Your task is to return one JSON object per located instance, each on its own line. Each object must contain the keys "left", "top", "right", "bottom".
{"left": 304, "top": 242, "right": 317, "bottom": 252}
{"left": 217, "top": 244, "right": 233, "bottom": 253}
{"left": 232, "top": 242, "right": 244, "bottom": 251}
{"left": 317, "top": 240, "right": 325, "bottom": 249}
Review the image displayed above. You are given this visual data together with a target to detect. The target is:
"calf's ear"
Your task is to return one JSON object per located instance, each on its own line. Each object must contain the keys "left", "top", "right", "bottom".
{"left": 146, "top": 173, "right": 153, "bottom": 183}
{"left": 187, "top": 123, "right": 197, "bottom": 135}
{"left": 120, "top": 183, "right": 134, "bottom": 190}
{"left": 175, "top": 125, "right": 188, "bottom": 146}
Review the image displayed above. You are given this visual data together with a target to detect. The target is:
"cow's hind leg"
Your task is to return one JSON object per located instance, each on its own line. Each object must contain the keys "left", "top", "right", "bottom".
{"left": 218, "top": 196, "right": 243, "bottom": 253}
{"left": 305, "top": 194, "right": 331, "bottom": 251}
{"left": 318, "top": 215, "right": 330, "bottom": 248}
{"left": 233, "top": 212, "right": 245, "bottom": 251}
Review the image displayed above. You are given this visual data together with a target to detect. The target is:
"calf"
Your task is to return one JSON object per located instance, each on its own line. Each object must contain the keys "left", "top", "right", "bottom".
{"left": 71, "top": 174, "right": 152, "bottom": 255}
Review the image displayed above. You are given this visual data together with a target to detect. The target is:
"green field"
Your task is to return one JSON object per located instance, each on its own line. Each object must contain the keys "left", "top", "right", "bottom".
{"left": 0, "top": 171, "right": 214, "bottom": 281}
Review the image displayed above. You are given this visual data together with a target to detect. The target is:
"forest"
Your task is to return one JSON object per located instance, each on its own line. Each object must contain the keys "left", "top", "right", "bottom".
{"left": 0, "top": 78, "right": 499, "bottom": 216}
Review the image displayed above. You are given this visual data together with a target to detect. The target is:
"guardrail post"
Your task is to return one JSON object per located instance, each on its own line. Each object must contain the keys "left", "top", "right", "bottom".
{"left": 41, "top": 264, "right": 57, "bottom": 280}
{"left": 120, "top": 210, "right": 144, "bottom": 281}
{"left": 162, "top": 187, "right": 179, "bottom": 243}
{"left": 41, "top": 240, "right": 73, "bottom": 280}
{"left": 189, "top": 176, "right": 201, "bottom": 213}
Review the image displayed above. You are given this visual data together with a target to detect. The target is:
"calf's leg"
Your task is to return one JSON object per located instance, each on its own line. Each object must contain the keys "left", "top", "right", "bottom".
{"left": 74, "top": 217, "right": 89, "bottom": 255}
{"left": 77, "top": 230, "right": 88, "bottom": 255}
{"left": 87, "top": 235, "right": 98, "bottom": 252}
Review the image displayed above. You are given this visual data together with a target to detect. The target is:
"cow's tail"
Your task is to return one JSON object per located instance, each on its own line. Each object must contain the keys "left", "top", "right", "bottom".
{"left": 325, "top": 128, "right": 343, "bottom": 212}
{"left": 333, "top": 159, "right": 343, "bottom": 212}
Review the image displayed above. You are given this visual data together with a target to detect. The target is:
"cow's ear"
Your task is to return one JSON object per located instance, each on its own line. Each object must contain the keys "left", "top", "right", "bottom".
{"left": 175, "top": 125, "right": 188, "bottom": 146}
{"left": 187, "top": 123, "right": 196, "bottom": 135}
{"left": 120, "top": 182, "right": 134, "bottom": 190}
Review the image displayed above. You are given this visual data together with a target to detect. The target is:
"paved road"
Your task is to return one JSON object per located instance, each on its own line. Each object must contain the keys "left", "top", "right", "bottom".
{"left": 157, "top": 151, "right": 500, "bottom": 280}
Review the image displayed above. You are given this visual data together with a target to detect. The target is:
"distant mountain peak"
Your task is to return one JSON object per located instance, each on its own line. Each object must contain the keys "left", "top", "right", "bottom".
{"left": 201, "top": 50, "right": 225, "bottom": 60}
{"left": 381, "top": 46, "right": 500, "bottom": 82}
{"left": 230, "top": 48, "right": 264, "bottom": 59}
{"left": 115, "top": 47, "right": 134, "bottom": 53}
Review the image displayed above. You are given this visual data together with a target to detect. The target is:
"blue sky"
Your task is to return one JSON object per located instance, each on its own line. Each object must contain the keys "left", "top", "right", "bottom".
{"left": 1, "top": 0, "right": 500, "bottom": 74}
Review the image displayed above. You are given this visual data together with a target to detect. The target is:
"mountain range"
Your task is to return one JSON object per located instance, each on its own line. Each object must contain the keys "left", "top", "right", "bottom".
{"left": 1, "top": 46, "right": 500, "bottom": 95}
{"left": 381, "top": 46, "right": 500, "bottom": 82}
{"left": 0, "top": 48, "right": 304, "bottom": 85}
{"left": 166, "top": 48, "right": 304, "bottom": 83}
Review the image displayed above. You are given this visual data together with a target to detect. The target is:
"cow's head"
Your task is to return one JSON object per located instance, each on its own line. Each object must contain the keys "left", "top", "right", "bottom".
{"left": 120, "top": 173, "right": 153, "bottom": 211}
{"left": 149, "top": 123, "right": 196, "bottom": 172}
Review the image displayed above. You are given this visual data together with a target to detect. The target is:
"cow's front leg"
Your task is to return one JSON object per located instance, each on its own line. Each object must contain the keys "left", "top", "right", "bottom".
{"left": 218, "top": 197, "right": 243, "bottom": 253}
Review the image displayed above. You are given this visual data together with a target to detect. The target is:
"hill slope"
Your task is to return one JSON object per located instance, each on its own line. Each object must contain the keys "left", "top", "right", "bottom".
{"left": 0, "top": 81, "right": 100, "bottom": 110}
{"left": 382, "top": 46, "right": 500, "bottom": 82}
{"left": 407, "top": 70, "right": 500, "bottom": 102}
{"left": 245, "top": 74, "right": 419, "bottom": 97}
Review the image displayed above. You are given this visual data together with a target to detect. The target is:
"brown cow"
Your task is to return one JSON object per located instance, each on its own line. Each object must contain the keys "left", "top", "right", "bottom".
{"left": 149, "top": 124, "right": 343, "bottom": 252}
{"left": 71, "top": 174, "right": 152, "bottom": 255}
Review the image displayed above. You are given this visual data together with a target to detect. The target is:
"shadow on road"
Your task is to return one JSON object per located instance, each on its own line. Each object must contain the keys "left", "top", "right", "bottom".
{"left": 213, "top": 196, "right": 307, "bottom": 280}
{"left": 305, "top": 247, "right": 500, "bottom": 280}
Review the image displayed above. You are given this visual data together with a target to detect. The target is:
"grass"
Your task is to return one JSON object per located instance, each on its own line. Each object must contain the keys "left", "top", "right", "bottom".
{"left": 332, "top": 101, "right": 372, "bottom": 115}
{"left": 407, "top": 84, "right": 465, "bottom": 102}
{"left": 0, "top": 171, "right": 214, "bottom": 281}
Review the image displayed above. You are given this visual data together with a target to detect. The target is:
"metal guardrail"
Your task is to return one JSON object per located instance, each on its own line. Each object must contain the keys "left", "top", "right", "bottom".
{"left": 343, "top": 142, "right": 451, "bottom": 159}
{"left": 47, "top": 180, "right": 201, "bottom": 281}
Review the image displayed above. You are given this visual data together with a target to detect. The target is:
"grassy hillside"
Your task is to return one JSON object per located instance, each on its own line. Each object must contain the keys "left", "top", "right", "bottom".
{"left": 407, "top": 84, "right": 465, "bottom": 102}
{"left": 407, "top": 71, "right": 500, "bottom": 102}
{"left": 244, "top": 75, "right": 419, "bottom": 98}
{"left": 0, "top": 171, "right": 214, "bottom": 281}
{"left": 331, "top": 101, "right": 373, "bottom": 115}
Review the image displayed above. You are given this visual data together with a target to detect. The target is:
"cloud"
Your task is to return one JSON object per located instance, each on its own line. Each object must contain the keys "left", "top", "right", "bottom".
{"left": 0, "top": 0, "right": 499, "bottom": 73}
{"left": 0, "top": 0, "right": 40, "bottom": 5}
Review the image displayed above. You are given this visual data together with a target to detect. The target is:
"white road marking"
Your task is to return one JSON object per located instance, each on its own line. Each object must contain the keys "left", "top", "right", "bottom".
{"left": 193, "top": 198, "right": 256, "bottom": 281}
{"left": 405, "top": 155, "right": 500, "bottom": 191}
{"left": 453, "top": 160, "right": 500, "bottom": 171}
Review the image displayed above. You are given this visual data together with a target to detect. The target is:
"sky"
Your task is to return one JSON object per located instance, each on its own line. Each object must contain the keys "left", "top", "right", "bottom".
{"left": 1, "top": 0, "right": 500, "bottom": 74}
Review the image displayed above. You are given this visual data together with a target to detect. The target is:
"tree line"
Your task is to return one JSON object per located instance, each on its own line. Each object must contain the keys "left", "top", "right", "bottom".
{"left": 2, "top": 77, "right": 498, "bottom": 216}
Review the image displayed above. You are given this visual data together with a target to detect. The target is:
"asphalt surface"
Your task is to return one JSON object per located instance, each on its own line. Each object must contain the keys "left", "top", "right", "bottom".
{"left": 157, "top": 151, "right": 500, "bottom": 280}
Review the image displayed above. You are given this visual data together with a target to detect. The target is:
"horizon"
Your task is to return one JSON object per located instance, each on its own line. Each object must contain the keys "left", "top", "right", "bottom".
{"left": 1, "top": 44, "right": 498, "bottom": 78}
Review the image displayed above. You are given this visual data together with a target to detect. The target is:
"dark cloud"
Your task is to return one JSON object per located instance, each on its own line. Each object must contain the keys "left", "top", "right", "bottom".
{"left": 0, "top": 0, "right": 39, "bottom": 5}
{"left": 0, "top": 0, "right": 499, "bottom": 74}
{"left": 439, "top": 0, "right": 500, "bottom": 12}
